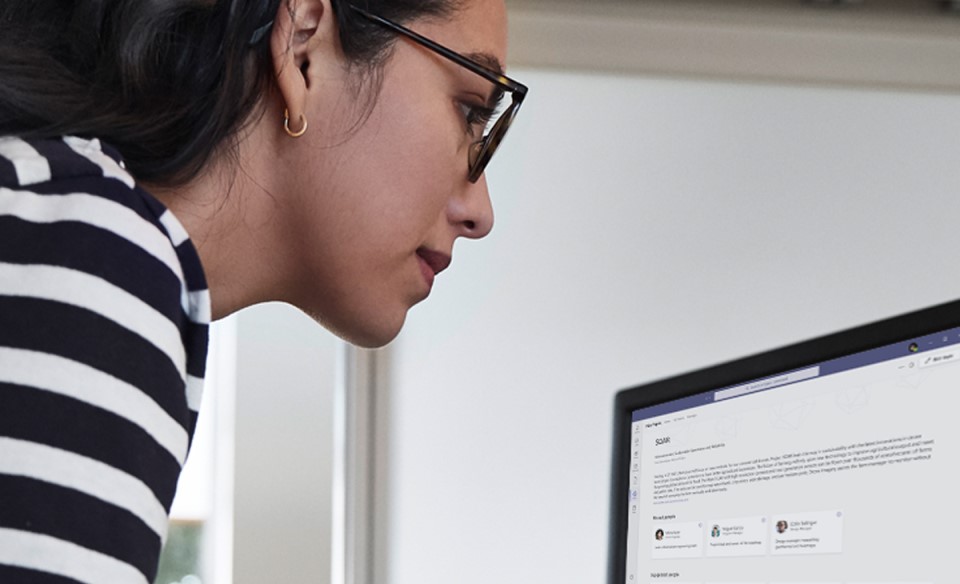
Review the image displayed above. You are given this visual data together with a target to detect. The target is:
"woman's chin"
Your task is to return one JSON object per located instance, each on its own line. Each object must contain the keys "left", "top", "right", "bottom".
{"left": 350, "top": 329, "right": 401, "bottom": 349}
{"left": 330, "top": 312, "right": 407, "bottom": 349}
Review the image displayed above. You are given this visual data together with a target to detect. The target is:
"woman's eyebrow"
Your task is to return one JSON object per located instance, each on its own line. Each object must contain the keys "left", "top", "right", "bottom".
{"left": 465, "top": 51, "right": 505, "bottom": 76}
{"left": 461, "top": 51, "right": 507, "bottom": 107}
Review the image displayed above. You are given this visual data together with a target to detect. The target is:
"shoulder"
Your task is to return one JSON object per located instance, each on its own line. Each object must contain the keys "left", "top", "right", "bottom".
{"left": 0, "top": 135, "right": 210, "bottom": 406}
{"left": 0, "top": 136, "right": 212, "bottom": 582}
{"left": 0, "top": 135, "right": 209, "bottom": 322}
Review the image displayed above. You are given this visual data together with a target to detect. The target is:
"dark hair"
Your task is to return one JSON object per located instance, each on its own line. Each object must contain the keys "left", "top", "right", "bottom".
{"left": 0, "top": 0, "right": 458, "bottom": 187}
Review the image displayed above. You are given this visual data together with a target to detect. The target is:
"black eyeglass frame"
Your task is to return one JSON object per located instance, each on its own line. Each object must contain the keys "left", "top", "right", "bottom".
{"left": 349, "top": 5, "right": 528, "bottom": 183}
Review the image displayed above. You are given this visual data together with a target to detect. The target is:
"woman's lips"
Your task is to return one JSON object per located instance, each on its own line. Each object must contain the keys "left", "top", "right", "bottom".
{"left": 416, "top": 248, "right": 452, "bottom": 289}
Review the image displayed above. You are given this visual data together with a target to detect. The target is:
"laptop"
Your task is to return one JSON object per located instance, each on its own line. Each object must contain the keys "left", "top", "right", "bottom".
{"left": 608, "top": 299, "right": 959, "bottom": 584}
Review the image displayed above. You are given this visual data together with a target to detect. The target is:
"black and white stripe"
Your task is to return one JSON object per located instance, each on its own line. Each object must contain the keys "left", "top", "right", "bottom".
{"left": 0, "top": 136, "right": 210, "bottom": 583}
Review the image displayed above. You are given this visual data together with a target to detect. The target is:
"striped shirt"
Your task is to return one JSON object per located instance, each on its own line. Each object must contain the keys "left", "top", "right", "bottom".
{"left": 0, "top": 136, "right": 211, "bottom": 583}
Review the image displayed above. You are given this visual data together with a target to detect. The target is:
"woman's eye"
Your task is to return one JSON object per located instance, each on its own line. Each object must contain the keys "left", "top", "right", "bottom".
{"left": 459, "top": 102, "right": 495, "bottom": 136}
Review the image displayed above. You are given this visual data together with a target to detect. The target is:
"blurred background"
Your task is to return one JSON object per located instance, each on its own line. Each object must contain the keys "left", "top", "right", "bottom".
{"left": 157, "top": 1, "right": 960, "bottom": 583}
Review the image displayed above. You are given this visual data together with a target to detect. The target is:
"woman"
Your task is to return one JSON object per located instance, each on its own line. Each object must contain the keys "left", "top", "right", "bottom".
{"left": 0, "top": 0, "right": 526, "bottom": 581}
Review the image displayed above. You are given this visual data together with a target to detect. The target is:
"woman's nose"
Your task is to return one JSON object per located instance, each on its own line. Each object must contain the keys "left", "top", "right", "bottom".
{"left": 451, "top": 173, "right": 494, "bottom": 239}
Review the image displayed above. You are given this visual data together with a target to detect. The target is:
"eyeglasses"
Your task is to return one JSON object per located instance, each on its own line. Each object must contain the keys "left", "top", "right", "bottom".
{"left": 349, "top": 5, "right": 528, "bottom": 183}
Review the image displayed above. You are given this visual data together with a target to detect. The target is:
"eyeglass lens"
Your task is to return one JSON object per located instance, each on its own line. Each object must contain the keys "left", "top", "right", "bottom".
{"left": 468, "top": 98, "right": 520, "bottom": 183}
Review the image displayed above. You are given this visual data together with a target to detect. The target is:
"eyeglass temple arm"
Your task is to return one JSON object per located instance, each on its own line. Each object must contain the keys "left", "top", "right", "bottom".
{"left": 348, "top": 5, "right": 528, "bottom": 98}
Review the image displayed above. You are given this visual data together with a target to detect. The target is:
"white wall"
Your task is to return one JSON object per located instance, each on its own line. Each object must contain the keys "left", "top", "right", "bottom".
{"left": 377, "top": 69, "right": 960, "bottom": 584}
{"left": 232, "top": 303, "right": 338, "bottom": 584}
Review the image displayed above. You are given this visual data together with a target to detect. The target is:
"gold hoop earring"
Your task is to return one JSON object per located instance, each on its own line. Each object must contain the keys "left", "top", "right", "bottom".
{"left": 284, "top": 108, "right": 308, "bottom": 138}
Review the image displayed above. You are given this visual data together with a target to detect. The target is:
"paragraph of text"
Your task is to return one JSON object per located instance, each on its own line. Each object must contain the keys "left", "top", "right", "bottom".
{"left": 652, "top": 434, "right": 934, "bottom": 502}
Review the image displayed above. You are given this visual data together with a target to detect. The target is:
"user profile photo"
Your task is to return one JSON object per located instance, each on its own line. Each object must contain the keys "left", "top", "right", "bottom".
{"left": 909, "top": 342, "right": 919, "bottom": 353}
{"left": 655, "top": 529, "right": 665, "bottom": 541}
{"left": 711, "top": 525, "right": 720, "bottom": 538}
{"left": 775, "top": 520, "right": 788, "bottom": 534}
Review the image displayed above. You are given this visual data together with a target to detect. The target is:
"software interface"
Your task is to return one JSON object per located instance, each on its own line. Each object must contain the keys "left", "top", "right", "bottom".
{"left": 624, "top": 329, "right": 959, "bottom": 584}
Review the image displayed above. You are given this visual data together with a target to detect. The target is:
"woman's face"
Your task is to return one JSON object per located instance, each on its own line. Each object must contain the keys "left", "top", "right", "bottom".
{"left": 279, "top": 0, "right": 508, "bottom": 347}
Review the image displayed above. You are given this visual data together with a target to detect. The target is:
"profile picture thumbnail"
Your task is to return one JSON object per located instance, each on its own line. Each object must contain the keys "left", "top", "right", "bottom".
{"left": 655, "top": 529, "right": 664, "bottom": 540}
{"left": 711, "top": 525, "right": 720, "bottom": 538}
{"left": 776, "top": 520, "right": 788, "bottom": 534}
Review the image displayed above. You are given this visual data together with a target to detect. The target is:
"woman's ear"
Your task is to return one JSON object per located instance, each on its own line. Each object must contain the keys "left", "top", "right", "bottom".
{"left": 270, "top": 0, "right": 332, "bottom": 129}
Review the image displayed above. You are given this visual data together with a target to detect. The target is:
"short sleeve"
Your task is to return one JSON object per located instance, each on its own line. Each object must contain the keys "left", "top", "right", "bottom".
{"left": 0, "top": 135, "right": 210, "bottom": 583}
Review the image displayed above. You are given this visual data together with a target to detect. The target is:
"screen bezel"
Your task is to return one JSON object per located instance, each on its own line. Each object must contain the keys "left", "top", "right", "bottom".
{"left": 607, "top": 298, "right": 960, "bottom": 584}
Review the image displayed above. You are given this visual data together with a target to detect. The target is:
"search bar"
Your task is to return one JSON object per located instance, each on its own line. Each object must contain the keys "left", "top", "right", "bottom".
{"left": 714, "top": 366, "right": 820, "bottom": 401}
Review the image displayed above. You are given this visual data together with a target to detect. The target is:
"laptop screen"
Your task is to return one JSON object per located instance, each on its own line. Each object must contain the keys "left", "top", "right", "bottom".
{"left": 609, "top": 300, "right": 960, "bottom": 584}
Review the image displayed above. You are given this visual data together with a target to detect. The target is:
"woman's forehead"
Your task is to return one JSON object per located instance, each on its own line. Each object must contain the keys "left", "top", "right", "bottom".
{"left": 421, "top": 0, "right": 508, "bottom": 66}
